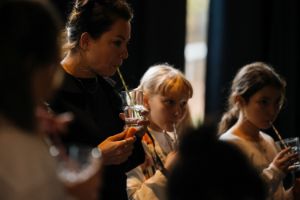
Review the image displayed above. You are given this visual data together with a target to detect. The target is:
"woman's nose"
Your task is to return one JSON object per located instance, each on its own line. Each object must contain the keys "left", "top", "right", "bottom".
{"left": 120, "top": 47, "right": 128, "bottom": 60}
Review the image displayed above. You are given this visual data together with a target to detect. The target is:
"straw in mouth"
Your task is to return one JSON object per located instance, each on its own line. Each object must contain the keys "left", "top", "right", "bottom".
{"left": 173, "top": 123, "right": 178, "bottom": 149}
{"left": 116, "top": 66, "right": 132, "bottom": 104}
{"left": 270, "top": 122, "right": 288, "bottom": 148}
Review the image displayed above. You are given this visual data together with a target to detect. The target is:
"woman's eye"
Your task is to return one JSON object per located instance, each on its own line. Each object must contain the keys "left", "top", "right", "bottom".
{"left": 258, "top": 99, "right": 269, "bottom": 106}
{"left": 113, "top": 40, "right": 122, "bottom": 48}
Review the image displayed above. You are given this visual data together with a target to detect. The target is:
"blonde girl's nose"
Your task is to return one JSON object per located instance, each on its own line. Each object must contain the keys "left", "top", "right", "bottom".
{"left": 173, "top": 105, "right": 183, "bottom": 117}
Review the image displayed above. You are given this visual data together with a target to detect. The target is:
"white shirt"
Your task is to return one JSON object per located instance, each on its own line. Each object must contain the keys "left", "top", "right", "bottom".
{"left": 126, "top": 128, "right": 177, "bottom": 200}
{"left": 220, "top": 130, "right": 293, "bottom": 200}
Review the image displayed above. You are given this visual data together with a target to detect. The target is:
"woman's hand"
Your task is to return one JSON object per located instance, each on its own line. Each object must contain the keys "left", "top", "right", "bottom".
{"left": 272, "top": 147, "right": 299, "bottom": 173}
{"left": 97, "top": 128, "right": 137, "bottom": 165}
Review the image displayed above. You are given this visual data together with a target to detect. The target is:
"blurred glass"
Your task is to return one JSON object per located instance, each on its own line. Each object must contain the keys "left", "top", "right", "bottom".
{"left": 49, "top": 144, "right": 102, "bottom": 187}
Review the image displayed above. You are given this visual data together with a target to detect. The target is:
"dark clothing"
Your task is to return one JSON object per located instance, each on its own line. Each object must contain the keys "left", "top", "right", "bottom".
{"left": 49, "top": 72, "right": 145, "bottom": 200}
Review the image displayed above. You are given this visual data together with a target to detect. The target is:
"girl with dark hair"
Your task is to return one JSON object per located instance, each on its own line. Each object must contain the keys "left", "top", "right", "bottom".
{"left": 218, "top": 62, "right": 299, "bottom": 199}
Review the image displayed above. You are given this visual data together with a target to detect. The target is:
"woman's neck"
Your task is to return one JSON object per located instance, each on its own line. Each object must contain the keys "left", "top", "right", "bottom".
{"left": 61, "top": 53, "right": 97, "bottom": 78}
{"left": 232, "top": 117, "right": 261, "bottom": 142}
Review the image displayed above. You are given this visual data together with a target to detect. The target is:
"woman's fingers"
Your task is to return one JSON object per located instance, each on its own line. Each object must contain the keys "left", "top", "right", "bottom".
{"left": 100, "top": 135, "right": 135, "bottom": 165}
{"left": 276, "top": 148, "right": 299, "bottom": 172}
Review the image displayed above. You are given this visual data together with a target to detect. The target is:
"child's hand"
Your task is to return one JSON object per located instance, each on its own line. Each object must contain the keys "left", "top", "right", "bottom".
{"left": 272, "top": 147, "right": 299, "bottom": 173}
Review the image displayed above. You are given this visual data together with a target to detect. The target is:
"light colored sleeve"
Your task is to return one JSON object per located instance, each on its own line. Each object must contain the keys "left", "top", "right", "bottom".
{"left": 126, "top": 166, "right": 167, "bottom": 200}
{"left": 261, "top": 163, "right": 285, "bottom": 197}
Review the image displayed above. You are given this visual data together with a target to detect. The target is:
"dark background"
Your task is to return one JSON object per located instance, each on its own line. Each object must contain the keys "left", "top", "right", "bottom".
{"left": 51, "top": 0, "right": 300, "bottom": 139}
{"left": 206, "top": 0, "right": 300, "bottom": 138}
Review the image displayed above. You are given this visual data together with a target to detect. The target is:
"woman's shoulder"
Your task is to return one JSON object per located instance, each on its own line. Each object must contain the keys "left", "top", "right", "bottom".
{"left": 218, "top": 130, "right": 249, "bottom": 150}
{"left": 219, "top": 130, "right": 238, "bottom": 141}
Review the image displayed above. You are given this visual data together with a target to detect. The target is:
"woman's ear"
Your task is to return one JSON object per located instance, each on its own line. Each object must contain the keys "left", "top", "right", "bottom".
{"left": 79, "top": 32, "right": 91, "bottom": 50}
{"left": 235, "top": 95, "right": 247, "bottom": 108}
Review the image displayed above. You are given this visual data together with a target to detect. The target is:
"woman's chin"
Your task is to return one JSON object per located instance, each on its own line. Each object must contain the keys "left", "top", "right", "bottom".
{"left": 260, "top": 123, "right": 272, "bottom": 130}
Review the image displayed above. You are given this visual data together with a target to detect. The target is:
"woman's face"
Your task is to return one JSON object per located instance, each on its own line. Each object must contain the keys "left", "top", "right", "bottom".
{"left": 85, "top": 19, "right": 131, "bottom": 76}
{"left": 240, "top": 86, "right": 283, "bottom": 130}
{"left": 146, "top": 91, "right": 189, "bottom": 132}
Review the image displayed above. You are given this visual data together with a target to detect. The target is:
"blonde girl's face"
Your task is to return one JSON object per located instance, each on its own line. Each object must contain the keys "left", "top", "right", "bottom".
{"left": 145, "top": 91, "right": 189, "bottom": 132}
{"left": 84, "top": 19, "right": 131, "bottom": 76}
{"left": 240, "top": 85, "right": 283, "bottom": 130}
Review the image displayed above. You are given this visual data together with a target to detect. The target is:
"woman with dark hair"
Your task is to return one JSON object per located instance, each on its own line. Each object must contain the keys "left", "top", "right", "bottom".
{"left": 49, "top": 0, "right": 145, "bottom": 199}
{"left": 0, "top": 0, "right": 66, "bottom": 199}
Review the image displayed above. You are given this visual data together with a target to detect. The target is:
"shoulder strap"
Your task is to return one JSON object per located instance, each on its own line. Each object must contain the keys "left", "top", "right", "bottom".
{"left": 145, "top": 129, "right": 167, "bottom": 175}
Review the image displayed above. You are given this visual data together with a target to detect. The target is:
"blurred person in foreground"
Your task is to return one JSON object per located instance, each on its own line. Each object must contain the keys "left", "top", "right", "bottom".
{"left": 167, "top": 124, "right": 267, "bottom": 200}
{"left": 0, "top": 0, "right": 66, "bottom": 199}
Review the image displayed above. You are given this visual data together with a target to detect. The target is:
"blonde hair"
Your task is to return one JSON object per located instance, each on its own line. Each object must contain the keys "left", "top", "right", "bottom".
{"left": 138, "top": 63, "right": 193, "bottom": 98}
{"left": 138, "top": 63, "right": 194, "bottom": 134}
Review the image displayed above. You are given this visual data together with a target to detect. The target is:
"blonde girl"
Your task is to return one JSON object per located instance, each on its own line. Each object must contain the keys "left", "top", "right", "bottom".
{"left": 126, "top": 63, "right": 193, "bottom": 200}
